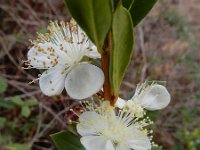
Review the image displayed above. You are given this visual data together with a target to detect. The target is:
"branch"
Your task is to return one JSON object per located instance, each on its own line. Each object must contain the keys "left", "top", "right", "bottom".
{"left": 101, "top": 32, "right": 117, "bottom": 106}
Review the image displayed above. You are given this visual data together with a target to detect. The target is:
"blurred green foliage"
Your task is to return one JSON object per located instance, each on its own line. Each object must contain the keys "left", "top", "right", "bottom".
{"left": 5, "top": 144, "right": 31, "bottom": 150}
{"left": 161, "top": 11, "right": 197, "bottom": 47}
{"left": 0, "top": 77, "right": 39, "bottom": 149}
{"left": 0, "top": 76, "right": 8, "bottom": 94}
{"left": 171, "top": 52, "right": 200, "bottom": 149}
{"left": 15, "top": 32, "right": 23, "bottom": 42}
{"left": 175, "top": 129, "right": 200, "bottom": 150}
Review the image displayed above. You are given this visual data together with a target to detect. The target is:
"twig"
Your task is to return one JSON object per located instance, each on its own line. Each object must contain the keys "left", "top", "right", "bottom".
{"left": 30, "top": 101, "right": 79, "bottom": 145}
{"left": 4, "top": 90, "right": 41, "bottom": 101}
{"left": 101, "top": 32, "right": 117, "bottom": 106}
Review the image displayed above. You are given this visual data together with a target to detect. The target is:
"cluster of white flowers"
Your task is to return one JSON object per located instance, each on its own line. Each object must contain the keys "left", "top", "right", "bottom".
{"left": 26, "top": 20, "right": 171, "bottom": 150}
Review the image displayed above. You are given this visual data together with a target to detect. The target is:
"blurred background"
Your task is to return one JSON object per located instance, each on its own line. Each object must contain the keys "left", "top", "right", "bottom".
{"left": 0, "top": 0, "right": 200, "bottom": 149}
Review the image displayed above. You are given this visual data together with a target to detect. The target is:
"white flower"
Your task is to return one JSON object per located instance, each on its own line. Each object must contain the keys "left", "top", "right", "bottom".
{"left": 27, "top": 20, "right": 104, "bottom": 99}
{"left": 76, "top": 101, "right": 152, "bottom": 150}
{"left": 116, "top": 83, "right": 171, "bottom": 111}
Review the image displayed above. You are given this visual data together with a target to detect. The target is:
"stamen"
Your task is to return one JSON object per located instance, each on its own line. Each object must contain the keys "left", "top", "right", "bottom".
{"left": 70, "top": 109, "right": 80, "bottom": 117}
{"left": 28, "top": 78, "right": 39, "bottom": 84}
{"left": 76, "top": 97, "right": 154, "bottom": 148}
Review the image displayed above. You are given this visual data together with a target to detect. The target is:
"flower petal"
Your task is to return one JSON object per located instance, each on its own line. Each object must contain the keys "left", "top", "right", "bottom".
{"left": 85, "top": 45, "right": 101, "bottom": 59}
{"left": 77, "top": 111, "right": 105, "bottom": 136}
{"left": 65, "top": 63, "right": 104, "bottom": 99}
{"left": 75, "top": 25, "right": 100, "bottom": 59}
{"left": 39, "top": 66, "right": 66, "bottom": 96}
{"left": 28, "top": 43, "right": 58, "bottom": 69}
{"left": 116, "top": 145, "right": 130, "bottom": 150}
{"left": 138, "top": 84, "right": 171, "bottom": 110}
{"left": 106, "top": 140, "right": 115, "bottom": 150}
{"left": 115, "top": 97, "right": 126, "bottom": 109}
{"left": 128, "top": 128, "right": 151, "bottom": 150}
{"left": 81, "top": 136, "right": 107, "bottom": 150}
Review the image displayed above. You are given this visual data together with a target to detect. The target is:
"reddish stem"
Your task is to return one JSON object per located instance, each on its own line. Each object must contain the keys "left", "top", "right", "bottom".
{"left": 101, "top": 32, "right": 118, "bottom": 106}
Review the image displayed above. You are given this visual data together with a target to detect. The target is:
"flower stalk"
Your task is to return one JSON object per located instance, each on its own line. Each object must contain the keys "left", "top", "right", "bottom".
{"left": 101, "top": 32, "right": 117, "bottom": 106}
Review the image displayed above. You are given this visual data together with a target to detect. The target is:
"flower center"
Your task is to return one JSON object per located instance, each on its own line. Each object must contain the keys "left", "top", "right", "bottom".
{"left": 75, "top": 100, "right": 153, "bottom": 148}
{"left": 125, "top": 100, "right": 145, "bottom": 118}
{"left": 101, "top": 116, "right": 132, "bottom": 146}
{"left": 27, "top": 20, "right": 89, "bottom": 71}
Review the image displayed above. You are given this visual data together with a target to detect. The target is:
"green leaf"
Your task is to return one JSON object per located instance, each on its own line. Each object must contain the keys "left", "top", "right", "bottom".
{"left": 51, "top": 131, "right": 84, "bottom": 150}
{"left": 0, "top": 100, "right": 15, "bottom": 109}
{"left": 25, "top": 99, "right": 38, "bottom": 107}
{"left": 123, "top": 0, "right": 157, "bottom": 26}
{"left": 11, "top": 96, "right": 24, "bottom": 106}
{"left": 122, "top": 0, "right": 134, "bottom": 9}
{"left": 5, "top": 144, "right": 31, "bottom": 150}
{"left": 21, "top": 106, "right": 31, "bottom": 118}
{"left": 0, "top": 76, "right": 8, "bottom": 94}
{"left": 0, "top": 117, "right": 6, "bottom": 127}
{"left": 65, "top": 0, "right": 112, "bottom": 50}
{"left": 112, "top": 0, "right": 120, "bottom": 10}
{"left": 110, "top": 4, "right": 134, "bottom": 95}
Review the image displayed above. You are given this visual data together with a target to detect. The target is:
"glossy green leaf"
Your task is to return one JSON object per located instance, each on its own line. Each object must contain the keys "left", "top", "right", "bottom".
{"left": 65, "top": 0, "right": 112, "bottom": 50}
{"left": 0, "top": 76, "right": 8, "bottom": 94}
{"left": 21, "top": 106, "right": 31, "bottom": 118}
{"left": 110, "top": 4, "right": 134, "bottom": 95}
{"left": 25, "top": 99, "right": 38, "bottom": 107}
{"left": 122, "top": 0, "right": 134, "bottom": 9}
{"left": 51, "top": 131, "right": 84, "bottom": 150}
{"left": 123, "top": 0, "right": 157, "bottom": 26}
{"left": 11, "top": 96, "right": 24, "bottom": 106}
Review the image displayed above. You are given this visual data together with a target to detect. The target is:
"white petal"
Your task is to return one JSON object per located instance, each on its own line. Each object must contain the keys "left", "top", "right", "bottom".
{"left": 81, "top": 136, "right": 107, "bottom": 150}
{"left": 128, "top": 128, "right": 151, "bottom": 150}
{"left": 76, "top": 25, "right": 87, "bottom": 43}
{"left": 77, "top": 111, "right": 105, "bottom": 136}
{"left": 28, "top": 43, "right": 59, "bottom": 68}
{"left": 106, "top": 140, "right": 115, "bottom": 150}
{"left": 39, "top": 66, "right": 66, "bottom": 96}
{"left": 63, "top": 40, "right": 86, "bottom": 64}
{"left": 79, "top": 111, "right": 100, "bottom": 123}
{"left": 85, "top": 45, "right": 101, "bottom": 59}
{"left": 76, "top": 25, "right": 97, "bottom": 56}
{"left": 116, "top": 145, "right": 130, "bottom": 150}
{"left": 115, "top": 98, "right": 126, "bottom": 109}
{"left": 65, "top": 63, "right": 104, "bottom": 99}
{"left": 139, "top": 84, "right": 171, "bottom": 110}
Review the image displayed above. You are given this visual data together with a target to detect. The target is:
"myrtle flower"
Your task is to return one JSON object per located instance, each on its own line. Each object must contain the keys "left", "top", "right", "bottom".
{"left": 116, "top": 82, "right": 171, "bottom": 114}
{"left": 26, "top": 20, "right": 104, "bottom": 99}
{"left": 75, "top": 101, "right": 153, "bottom": 150}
